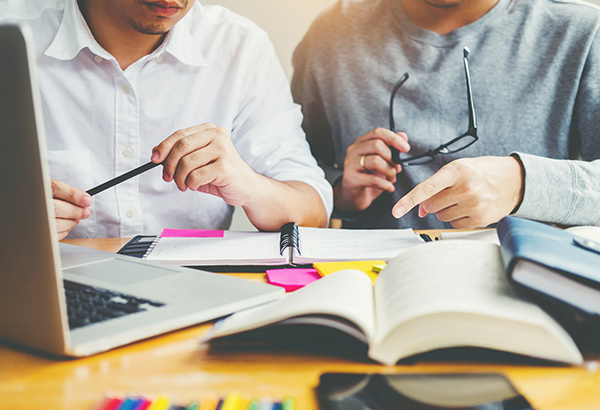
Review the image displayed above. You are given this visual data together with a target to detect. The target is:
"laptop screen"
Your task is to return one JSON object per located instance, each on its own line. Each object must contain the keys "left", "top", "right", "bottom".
{"left": 0, "top": 23, "right": 69, "bottom": 353}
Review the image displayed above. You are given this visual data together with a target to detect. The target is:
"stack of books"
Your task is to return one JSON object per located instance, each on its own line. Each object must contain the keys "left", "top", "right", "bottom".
{"left": 498, "top": 216, "right": 600, "bottom": 348}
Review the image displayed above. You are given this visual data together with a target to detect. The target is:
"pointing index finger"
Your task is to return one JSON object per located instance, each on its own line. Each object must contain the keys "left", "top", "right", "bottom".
{"left": 392, "top": 167, "right": 457, "bottom": 218}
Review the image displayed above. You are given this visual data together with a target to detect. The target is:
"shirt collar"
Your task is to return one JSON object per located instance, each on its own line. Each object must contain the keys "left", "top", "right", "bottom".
{"left": 162, "top": 8, "right": 207, "bottom": 68}
{"left": 388, "top": 0, "right": 510, "bottom": 47}
{"left": 45, "top": 0, "right": 109, "bottom": 61}
{"left": 45, "top": 0, "right": 207, "bottom": 68}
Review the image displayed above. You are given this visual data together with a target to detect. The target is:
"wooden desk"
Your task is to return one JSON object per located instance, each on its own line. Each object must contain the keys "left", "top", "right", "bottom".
{"left": 1, "top": 238, "right": 599, "bottom": 409}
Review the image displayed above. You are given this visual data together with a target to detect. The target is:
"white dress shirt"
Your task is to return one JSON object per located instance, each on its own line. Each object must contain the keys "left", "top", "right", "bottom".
{"left": 2, "top": 0, "right": 332, "bottom": 238}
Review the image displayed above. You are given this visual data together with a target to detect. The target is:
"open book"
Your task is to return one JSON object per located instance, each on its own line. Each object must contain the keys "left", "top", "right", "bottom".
{"left": 144, "top": 223, "right": 423, "bottom": 266}
{"left": 203, "top": 240, "right": 583, "bottom": 365}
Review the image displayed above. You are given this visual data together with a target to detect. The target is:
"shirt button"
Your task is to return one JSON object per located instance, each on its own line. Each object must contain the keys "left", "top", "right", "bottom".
{"left": 126, "top": 210, "right": 135, "bottom": 218}
{"left": 122, "top": 148, "right": 133, "bottom": 157}
{"left": 94, "top": 55, "right": 102, "bottom": 63}
{"left": 333, "top": 163, "right": 339, "bottom": 169}
{"left": 123, "top": 85, "right": 131, "bottom": 94}
{"left": 155, "top": 55, "right": 164, "bottom": 63}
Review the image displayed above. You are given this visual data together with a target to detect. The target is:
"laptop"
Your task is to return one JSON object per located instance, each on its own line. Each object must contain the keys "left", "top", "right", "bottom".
{"left": 0, "top": 23, "right": 284, "bottom": 357}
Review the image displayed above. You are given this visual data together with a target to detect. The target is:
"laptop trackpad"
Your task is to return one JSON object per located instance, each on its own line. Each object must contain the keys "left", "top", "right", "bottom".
{"left": 64, "top": 259, "right": 177, "bottom": 286}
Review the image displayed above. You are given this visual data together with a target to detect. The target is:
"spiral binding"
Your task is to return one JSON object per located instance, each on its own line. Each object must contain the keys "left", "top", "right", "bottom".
{"left": 279, "top": 222, "right": 300, "bottom": 264}
{"left": 142, "top": 235, "right": 161, "bottom": 259}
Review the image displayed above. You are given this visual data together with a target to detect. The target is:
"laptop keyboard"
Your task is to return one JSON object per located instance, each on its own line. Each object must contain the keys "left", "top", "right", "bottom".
{"left": 64, "top": 280, "right": 165, "bottom": 330}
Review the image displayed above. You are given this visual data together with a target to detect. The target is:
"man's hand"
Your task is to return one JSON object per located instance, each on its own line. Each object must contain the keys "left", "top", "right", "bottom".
{"left": 392, "top": 156, "right": 524, "bottom": 229}
{"left": 335, "top": 128, "right": 410, "bottom": 212}
{"left": 151, "top": 123, "right": 328, "bottom": 230}
{"left": 51, "top": 179, "right": 92, "bottom": 240}
{"left": 151, "top": 123, "right": 261, "bottom": 206}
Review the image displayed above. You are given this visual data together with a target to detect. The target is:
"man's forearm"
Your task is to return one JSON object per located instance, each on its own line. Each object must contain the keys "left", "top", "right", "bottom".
{"left": 243, "top": 179, "right": 328, "bottom": 230}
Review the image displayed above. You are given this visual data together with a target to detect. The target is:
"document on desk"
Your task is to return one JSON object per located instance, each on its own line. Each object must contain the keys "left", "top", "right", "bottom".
{"left": 143, "top": 225, "right": 424, "bottom": 266}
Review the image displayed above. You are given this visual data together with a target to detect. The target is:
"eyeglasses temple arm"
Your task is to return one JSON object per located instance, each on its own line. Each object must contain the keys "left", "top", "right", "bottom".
{"left": 389, "top": 73, "right": 409, "bottom": 164}
{"left": 463, "top": 47, "right": 477, "bottom": 133}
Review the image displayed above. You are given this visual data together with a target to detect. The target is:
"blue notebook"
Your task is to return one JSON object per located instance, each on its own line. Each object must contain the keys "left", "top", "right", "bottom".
{"left": 497, "top": 216, "right": 600, "bottom": 317}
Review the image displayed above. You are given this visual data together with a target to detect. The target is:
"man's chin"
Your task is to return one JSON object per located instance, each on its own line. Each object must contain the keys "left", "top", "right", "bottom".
{"left": 129, "top": 18, "right": 170, "bottom": 35}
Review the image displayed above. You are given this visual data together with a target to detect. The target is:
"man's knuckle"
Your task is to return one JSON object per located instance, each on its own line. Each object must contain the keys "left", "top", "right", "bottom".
{"left": 403, "top": 195, "right": 417, "bottom": 210}
{"left": 421, "top": 180, "right": 437, "bottom": 196}
{"left": 180, "top": 155, "right": 194, "bottom": 169}
{"left": 173, "top": 129, "right": 187, "bottom": 139}
{"left": 373, "top": 127, "right": 387, "bottom": 138}
{"left": 178, "top": 136, "right": 195, "bottom": 151}
{"left": 373, "top": 139, "right": 387, "bottom": 152}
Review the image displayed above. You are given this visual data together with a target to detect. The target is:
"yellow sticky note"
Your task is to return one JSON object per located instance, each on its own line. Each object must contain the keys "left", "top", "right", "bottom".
{"left": 371, "top": 264, "right": 386, "bottom": 273}
{"left": 313, "top": 260, "right": 386, "bottom": 283}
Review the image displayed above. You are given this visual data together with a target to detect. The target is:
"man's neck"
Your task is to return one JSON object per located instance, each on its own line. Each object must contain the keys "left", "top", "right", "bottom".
{"left": 78, "top": 0, "right": 166, "bottom": 70}
{"left": 401, "top": 0, "right": 499, "bottom": 34}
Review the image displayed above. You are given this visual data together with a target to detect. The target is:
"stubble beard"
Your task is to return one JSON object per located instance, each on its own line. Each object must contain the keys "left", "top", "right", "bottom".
{"left": 128, "top": 18, "right": 168, "bottom": 35}
{"left": 128, "top": 0, "right": 189, "bottom": 35}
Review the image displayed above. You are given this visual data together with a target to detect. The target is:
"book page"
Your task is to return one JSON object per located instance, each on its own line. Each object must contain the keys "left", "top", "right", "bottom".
{"left": 295, "top": 227, "right": 423, "bottom": 263}
{"left": 145, "top": 231, "right": 284, "bottom": 265}
{"left": 205, "top": 269, "right": 376, "bottom": 342}
{"left": 565, "top": 225, "right": 600, "bottom": 243}
{"left": 369, "top": 241, "right": 581, "bottom": 365}
{"left": 439, "top": 229, "right": 499, "bottom": 245}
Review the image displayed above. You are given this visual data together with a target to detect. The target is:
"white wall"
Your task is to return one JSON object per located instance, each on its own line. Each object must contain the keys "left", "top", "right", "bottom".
{"left": 201, "top": 0, "right": 337, "bottom": 79}
{"left": 201, "top": 0, "right": 337, "bottom": 230}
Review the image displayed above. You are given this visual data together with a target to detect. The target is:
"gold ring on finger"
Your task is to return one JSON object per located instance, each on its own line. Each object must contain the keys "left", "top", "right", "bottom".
{"left": 360, "top": 155, "right": 367, "bottom": 170}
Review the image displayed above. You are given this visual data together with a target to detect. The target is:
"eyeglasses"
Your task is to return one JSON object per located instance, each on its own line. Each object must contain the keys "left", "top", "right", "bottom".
{"left": 390, "top": 47, "right": 478, "bottom": 165}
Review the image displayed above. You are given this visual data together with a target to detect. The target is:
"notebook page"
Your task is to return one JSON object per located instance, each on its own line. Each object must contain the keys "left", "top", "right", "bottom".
{"left": 294, "top": 228, "right": 423, "bottom": 263}
{"left": 145, "top": 231, "right": 284, "bottom": 265}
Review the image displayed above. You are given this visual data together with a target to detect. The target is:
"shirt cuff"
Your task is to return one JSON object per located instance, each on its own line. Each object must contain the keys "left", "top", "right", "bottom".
{"left": 510, "top": 152, "right": 574, "bottom": 224}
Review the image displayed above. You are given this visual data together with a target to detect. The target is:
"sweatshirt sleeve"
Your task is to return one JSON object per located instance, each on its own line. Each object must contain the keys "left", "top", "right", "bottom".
{"left": 512, "top": 21, "right": 600, "bottom": 226}
{"left": 512, "top": 153, "right": 600, "bottom": 226}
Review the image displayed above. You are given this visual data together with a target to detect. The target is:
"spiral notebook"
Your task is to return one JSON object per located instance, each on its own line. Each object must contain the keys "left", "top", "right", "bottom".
{"left": 142, "top": 223, "right": 424, "bottom": 267}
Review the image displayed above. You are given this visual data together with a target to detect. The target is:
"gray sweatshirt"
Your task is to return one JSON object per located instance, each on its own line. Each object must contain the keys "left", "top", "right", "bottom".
{"left": 292, "top": 0, "right": 600, "bottom": 229}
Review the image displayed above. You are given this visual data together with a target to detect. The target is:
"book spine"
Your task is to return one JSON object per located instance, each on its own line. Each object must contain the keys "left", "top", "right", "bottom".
{"left": 497, "top": 217, "right": 520, "bottom": 275}
{"left": 279, "top": 222, "right": 300, "bottom": 264}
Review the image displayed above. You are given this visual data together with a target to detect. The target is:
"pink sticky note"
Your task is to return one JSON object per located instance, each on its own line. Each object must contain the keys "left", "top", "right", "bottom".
{"left": 160, "top": 228, "right": 225, "bottom": 238}
{"left": 266, "top": 268, "right": 320, "bottom": 292}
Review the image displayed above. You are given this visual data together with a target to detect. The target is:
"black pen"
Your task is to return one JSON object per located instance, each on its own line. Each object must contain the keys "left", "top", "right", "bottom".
{"left": 86, "top": 161, "right": 163, "bottom": 196}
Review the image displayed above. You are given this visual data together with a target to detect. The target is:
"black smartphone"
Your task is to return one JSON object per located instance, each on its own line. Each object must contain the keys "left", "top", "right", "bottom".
{"left": 315, "top": 372, "right": 534, "bottom": 410}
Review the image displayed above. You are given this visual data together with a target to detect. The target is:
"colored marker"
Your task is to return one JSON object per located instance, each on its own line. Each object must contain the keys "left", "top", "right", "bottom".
{"left": 247, "top": 401, "right": 261, "bottom": 410}
{"left": 198, "top": 397, "right": 220, "bottom": 410}
{"left": 133, "top": 398, "right": 153, "bottom": 410}
{"left": 95, "top": 395, "right": 125, "bottom": 410}
{"left": 118, "top": 397, "right": 143, "bottom": 410}
{"left": 184, "top": 401, "right": 200, "bottom": 410}
{"left": 147, "top": 395, "right": 171, "bottom": 410}
{"left": 236, "top": 399, "right": 250, "bottom": 410}
{"left": 281, "top": 397, "right": 296, "bottom": 410}
{"left": 257, "top": 399, "right": 274, "bottom": 410}
{"left": 221, "top": 393, "right": 241, "bottom": 410}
